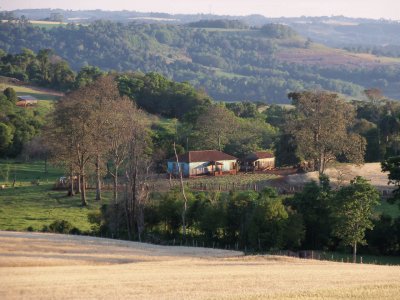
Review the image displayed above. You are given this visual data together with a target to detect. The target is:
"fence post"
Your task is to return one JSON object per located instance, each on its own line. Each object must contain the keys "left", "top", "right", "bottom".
{"left": 360, "top": 256, "right": 363, "bottom": 264}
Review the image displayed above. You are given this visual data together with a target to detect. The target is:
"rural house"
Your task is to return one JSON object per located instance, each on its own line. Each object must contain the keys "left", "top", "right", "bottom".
{"left": 242, "top": 151, "right": 275, "bottom": 171}
{"left": 16, "top": 95, "right": 38, "bottom": 107}
{"left": 167, "top": 150, "right": 238, "bottom": 177}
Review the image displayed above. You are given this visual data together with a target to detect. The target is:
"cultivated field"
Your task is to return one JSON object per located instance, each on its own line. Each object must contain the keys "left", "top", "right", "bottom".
{"left": 0, "top": 231, "right": 400, "bottom": 300}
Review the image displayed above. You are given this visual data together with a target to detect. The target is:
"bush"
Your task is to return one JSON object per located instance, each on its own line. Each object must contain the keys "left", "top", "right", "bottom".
{"left": 47, "top": 219, "right": 74, "bottom": 234}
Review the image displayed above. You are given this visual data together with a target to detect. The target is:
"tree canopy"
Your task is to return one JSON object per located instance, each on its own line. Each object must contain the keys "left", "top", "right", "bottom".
{"left": 287, "top": 91, "right": 366, "bottom": 174}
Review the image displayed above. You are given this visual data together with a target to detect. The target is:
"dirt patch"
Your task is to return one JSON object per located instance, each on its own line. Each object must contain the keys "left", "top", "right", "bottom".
{"left": 285, "top": 163, "right": 393, "bottom": 191}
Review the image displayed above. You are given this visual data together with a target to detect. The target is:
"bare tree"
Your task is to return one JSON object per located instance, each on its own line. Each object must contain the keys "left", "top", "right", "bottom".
{"left": 122, "top": 107, "right": 152, "bottom": 241}
{"left": 105, "top": 99, "right": 140, "bottom": 204}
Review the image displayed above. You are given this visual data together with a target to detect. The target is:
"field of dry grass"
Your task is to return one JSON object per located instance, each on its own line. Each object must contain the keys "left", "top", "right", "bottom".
{"left": 1, "top": 231, "right": 400, "bottom": 299}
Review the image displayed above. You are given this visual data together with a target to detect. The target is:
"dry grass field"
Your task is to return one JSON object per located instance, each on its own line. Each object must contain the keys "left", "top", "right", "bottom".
{"left": 1, "top": 231, "right": 400, "bottom": 299}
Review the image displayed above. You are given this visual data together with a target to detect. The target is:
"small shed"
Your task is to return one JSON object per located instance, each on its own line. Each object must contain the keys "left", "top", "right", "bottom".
{"left": 243, "top": 151, "right": 275, "bottom": 171}
{"left": 16, "top": 95, "right": 38, "bottom": 107}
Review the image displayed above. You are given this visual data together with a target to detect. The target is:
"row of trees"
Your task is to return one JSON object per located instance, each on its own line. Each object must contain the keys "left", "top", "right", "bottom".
{"left": 0, "top": 48, "right": 105, "bottom": 91}
{"left": 45, "top": 76, "right": 151, "bottom": 221}
{"left": 89, "top": 176, "right": 380, "bottom": 262}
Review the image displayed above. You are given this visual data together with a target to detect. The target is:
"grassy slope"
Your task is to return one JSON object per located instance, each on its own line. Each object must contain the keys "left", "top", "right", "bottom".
{"left": 0, "top": 82, "right": 62, "bottom": 116}
{"left": 0, "top": 160, "right": 103, "bottom": 232}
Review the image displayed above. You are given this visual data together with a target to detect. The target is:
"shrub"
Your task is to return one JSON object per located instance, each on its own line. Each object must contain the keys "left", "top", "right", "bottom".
{"left": 48, "top": 219, "right": 74, "bottom": 233}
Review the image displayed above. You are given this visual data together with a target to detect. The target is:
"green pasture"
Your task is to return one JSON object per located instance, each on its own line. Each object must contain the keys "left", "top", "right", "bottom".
{"left": 1, "top": 159, "right": 399, "bottom": 234}
{"left": 0, "top": 160, "right": 104, "bottom": 232}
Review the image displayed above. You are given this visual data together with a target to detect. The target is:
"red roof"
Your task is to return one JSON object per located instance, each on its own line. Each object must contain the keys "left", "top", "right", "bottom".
{"left": 245, "top": 151, "right": 275, "bottom": 161}
{"left": 169, "top": 150, "right": 237, "bottom": 163}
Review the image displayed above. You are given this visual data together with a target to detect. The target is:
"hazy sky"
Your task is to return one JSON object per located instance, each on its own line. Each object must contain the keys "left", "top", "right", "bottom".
{"left": 2, "top": 0, "right": 400, "bottom": 20}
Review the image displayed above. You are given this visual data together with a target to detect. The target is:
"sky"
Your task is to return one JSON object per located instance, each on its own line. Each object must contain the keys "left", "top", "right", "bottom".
{"left": 2, "top": 0, "right": 400, "bottom": 20}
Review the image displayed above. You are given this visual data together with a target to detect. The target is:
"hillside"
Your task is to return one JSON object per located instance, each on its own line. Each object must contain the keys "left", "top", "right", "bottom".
{"left": 1, "top": 21, "right": 399, "bottom": 103}
{"left": 1, "top": 231, "right": 400, "bottom": 299}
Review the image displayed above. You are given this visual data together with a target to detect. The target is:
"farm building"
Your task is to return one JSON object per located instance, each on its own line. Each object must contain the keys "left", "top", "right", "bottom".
{"left": 16, "top": 95, "right": 38, "bottom": 107}
{"left": 167, "top": 150, "right": 238, "bottom": 177}
{"left": 242, "top": 151, "right": 275, "bottom": 171}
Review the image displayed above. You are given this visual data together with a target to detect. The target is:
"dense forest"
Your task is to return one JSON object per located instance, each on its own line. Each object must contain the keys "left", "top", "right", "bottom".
{"left": 1, "top": 19, "right": 400, "bottom": 102}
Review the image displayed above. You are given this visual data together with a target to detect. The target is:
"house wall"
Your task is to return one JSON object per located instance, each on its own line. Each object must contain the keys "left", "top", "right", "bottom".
{"left": 168, "top": 160, "right": 237, "bottom": 177}
{"left": 188, "top": 162, "right": 210, "bottom": 176}
{"left": 255, "top": 158, "right": 275, "bottom": 169}
{"left": 167, "top": 162, "right": 190, "bottom": 176}
{"left": 189, "top": 160, "right": 237, "bottom": 176}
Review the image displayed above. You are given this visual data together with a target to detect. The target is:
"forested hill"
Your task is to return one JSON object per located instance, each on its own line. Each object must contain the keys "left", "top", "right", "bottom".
{"left": 1, "top": 20, "right": 400, "bottom": 103}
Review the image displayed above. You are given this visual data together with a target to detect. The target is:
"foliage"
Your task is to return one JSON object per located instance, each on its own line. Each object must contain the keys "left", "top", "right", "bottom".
{"left": 381, "top": 156, "right": 400, "bottom": 203}
{"left": 0, "top": 48, "right": 75, "bottom": 91}
{"left": 332, "top": 176, "right": 380, "bottom": 261}
{"left": 46, "top": 219, "right": 76, "bottom": 234}
{"left": 117, "top": 72, "right": 211, "bottom": 119}
{"left": 287, "top": 91, "right": 366, "bottom": 174}
{"left": 290, "top": 177, "right": 334, "bottom": 250}
{"left": 3, "top": 87, "right": 17, "bottom": 103}
{"left": 188, "top": 19, "right": 249, "bottom": 29}
{"left": 2, "top": 21, "right": 397, "bottom": 102}
{"left": 0, "top": 93, "right": 44, "bottom": 158}
{"left": 261, "top": 24, "right": 298, "bottom": 39}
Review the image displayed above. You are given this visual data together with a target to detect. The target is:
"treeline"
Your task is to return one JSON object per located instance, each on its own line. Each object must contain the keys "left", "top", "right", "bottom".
{"left": 0, "top": 49, "right": 104, "bottom": 91}
{"left": 88, "top": 176, "right": 397, "bottom": 260}
{"left": 188, "top": 19, "right": 249, "bottom": 29}
{"left": 1, "top": 20, "right": 398, "bottom": 102}
{"left": 345, "top": 44, "right": 400, "bottom": 58}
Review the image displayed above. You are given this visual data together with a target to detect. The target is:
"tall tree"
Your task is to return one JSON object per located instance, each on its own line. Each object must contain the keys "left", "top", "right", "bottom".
{"left": 193, "top": 104, "right": 237, "bottom": 151}
{"left": 332, "top": 176, "right": 380, "bottom": 263}
{"left": 123, "top": 110, "right": 152, "bottom": 241}
{"left": 287, "top": 91, "right": 366, "bottom": 175}
{"left": 47, "top": 86, "right": 96, "bottom": 205}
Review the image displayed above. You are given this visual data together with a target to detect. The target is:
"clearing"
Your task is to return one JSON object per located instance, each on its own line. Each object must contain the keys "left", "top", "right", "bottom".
{"left": 0, "top": 231, "right": 400, "bottom": 300}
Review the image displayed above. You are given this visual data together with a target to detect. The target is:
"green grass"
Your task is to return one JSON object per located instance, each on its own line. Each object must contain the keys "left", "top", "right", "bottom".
{"left": 0, "top": 160, "right": 105, "bottom": 232}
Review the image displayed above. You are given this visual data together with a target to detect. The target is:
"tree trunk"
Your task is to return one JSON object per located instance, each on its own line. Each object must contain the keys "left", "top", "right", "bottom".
{"left": 174, "top": 142, "right": 188, "bottom": 241}
{"left": 81, "top": 174, "right": 87, "bottom": 206}
{"left": 113, "top": 166, "right": 118, "bottom": 204}
{"left": 353, "top": 241, "right": 357, "bottom": 263}
{"left": 67, "top": 168, "right": 75, "bottom": 197}
{"left": 95, "top": 154, "right": 102, "bottom": 201}
{"left": 77, "top": 174, "right": 81, "bottom": 194}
